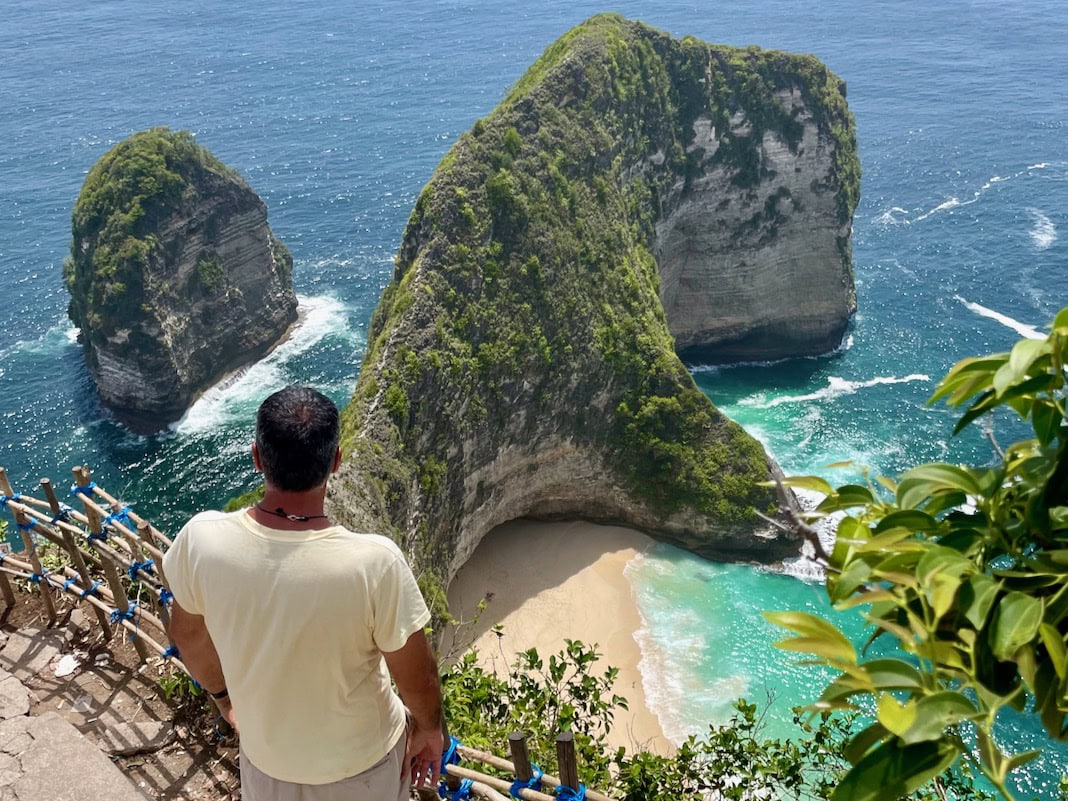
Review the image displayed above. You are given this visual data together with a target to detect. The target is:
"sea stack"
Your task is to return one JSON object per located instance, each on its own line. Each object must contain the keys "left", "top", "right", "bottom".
{"left": 326, "top": 14, "right": 859, "bottom": 607}
{"left": 64, "top": 127, "right": 298, "bottom": 430}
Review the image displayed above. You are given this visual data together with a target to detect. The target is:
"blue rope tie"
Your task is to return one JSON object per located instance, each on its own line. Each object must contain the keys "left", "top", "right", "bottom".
{"left": 162, "top": 645, "right": 180, "bottom": 659}
{"left": 63, "top": 577, "right": 78, "bottom": 592}
{"left": 109, "top": 607, "right": 137, "bottom": 625}
{"left": 556, "top": 785, "right": 586, "bottom": 801}
{"left": 128, "top": 559, "right": 155, "bottom": 581}
{"left": 17, "top": 519, "right": 36, "bottom": 532}
{"left": 159, "top": 587, "right": 174, "bottom": 606}
{"left": 0, "top": 493, "right": 21, "bottom": 508}
{"left": 438, "top": 779, "right": 474, "bottom": 801}
{"left": 103, "top": 506, "right": 133, "bottom": 532}
{"left": 510, "top": 765, "right": 544, "bottom": 798}
{"left": 28, "top": 570, "right": 47, "bottom": 584}
{"left": 80, "top": 581, "right": 101, "bottom": 599}
{"left": 51, "top": 503, "right": 73, "bottom": 525}
{"left": 70, "top": 482, "right": 97, "bottom": 497}
{"left": 87, "top": 530, "right": 108, "bottom": 544}
{"left": 440, "top": 736, "right": 462, "bottom": 773}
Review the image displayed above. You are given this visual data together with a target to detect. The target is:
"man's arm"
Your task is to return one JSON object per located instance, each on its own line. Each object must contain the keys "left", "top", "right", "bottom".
{"left": 167, "top": 601, "right": 237, "bottom": 731}
{"left": 382, "top": 629, "right": 444, "bottom": 788}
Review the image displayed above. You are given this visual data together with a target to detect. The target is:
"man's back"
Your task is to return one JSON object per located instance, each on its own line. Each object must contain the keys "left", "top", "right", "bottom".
{"left": 164, "top": 509, "right": 430, "bottom": 784}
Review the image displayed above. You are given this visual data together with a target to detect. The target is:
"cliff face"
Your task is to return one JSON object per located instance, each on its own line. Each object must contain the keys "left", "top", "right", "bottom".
{"left": 326, "top": 15, "right": 859, "bottom": 608}
{"left": 65, "top": 128, "right": 297, "bottom": 429}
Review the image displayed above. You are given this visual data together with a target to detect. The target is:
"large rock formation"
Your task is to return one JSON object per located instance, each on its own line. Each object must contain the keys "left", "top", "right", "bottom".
{"left": 326, "top": 15, "right": 859, "bottom": 609}
{"left": 64, "top": 128, "right": 297, "bottom": 430}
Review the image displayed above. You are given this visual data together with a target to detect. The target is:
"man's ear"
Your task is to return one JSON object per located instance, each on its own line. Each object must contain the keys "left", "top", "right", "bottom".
{"left": 332, "top": 447, "right": 342, "bottom": 474}
{"left": 252, "top": 443, "right": 263, "bottom": 473}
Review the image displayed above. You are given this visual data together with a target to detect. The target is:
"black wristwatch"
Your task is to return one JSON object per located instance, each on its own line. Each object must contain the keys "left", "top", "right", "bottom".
{"left": 209, "top": 686, "right": 229, "bottom": 700}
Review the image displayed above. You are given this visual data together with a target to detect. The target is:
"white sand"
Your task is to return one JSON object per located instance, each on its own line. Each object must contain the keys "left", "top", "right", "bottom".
{"left": 443, "top": 518, "right": 673, "bottom": 755}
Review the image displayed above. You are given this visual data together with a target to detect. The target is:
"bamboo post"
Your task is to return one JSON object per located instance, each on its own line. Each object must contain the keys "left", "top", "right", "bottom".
{"left": 0, "top": 468, "right": 18, "bottom": 611}
{"left": 73, "top": 466, "right": 151, "bottom": 661}
{"left": 0, "top": 469, "right": 56, "bottom": 624}
{"left": 41, "top": 478, "right": 113, "bottom": 637}
{"left": 556, "top": 731, "right": 580, "bottom": 796}
{"left": 508, "top": 732, "right": 533, "bottom": 783}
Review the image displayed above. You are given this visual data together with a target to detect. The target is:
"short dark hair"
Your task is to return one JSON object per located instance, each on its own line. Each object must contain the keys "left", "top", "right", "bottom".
{"left": 255, "top": 386, "right": 340, "bottom": 491}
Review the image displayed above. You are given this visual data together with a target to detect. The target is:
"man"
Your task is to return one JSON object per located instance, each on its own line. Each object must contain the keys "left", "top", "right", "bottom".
{"left": 163, "top": 385, "right": 444, "bottom": 801}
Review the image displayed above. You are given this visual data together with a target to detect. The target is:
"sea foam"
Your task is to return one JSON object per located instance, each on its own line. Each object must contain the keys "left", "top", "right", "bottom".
{"left": 737, "top": 373, "right": 929, "bottom": 409}
{"left": 172, "top": 294, "right": 358, "bottom": 436}
{"left": 1027, "top": 208, "right": 1057, "bottom": 250}
{"left": 954, "top": 295, "right": 1044, "bottom": 340}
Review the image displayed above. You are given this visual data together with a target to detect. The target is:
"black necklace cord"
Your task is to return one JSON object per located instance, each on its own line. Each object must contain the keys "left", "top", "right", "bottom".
{"left": 255, "top": 504, "right": 329, "bottom": 523}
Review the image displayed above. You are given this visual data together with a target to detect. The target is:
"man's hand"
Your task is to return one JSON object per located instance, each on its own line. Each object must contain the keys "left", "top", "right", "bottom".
{"left": 382, "top": 629, "right": 445, "bottom": 789}
{"left": 213, "top": 695, "right": 239, "bottom": 736}
{"left": 405, "top": 721, "right": 444, "bottom": 787}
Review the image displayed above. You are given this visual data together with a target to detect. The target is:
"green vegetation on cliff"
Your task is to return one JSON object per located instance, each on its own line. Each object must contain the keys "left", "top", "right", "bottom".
{"left": 63, "top": 127, "right": 235, "bottom": 340}
{"left": 334, "top": 14, "right": 858, "bottom": 604}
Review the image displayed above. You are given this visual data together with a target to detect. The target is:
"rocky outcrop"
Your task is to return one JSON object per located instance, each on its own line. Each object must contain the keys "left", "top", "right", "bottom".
{"left": 326, "top": 15, "right": 858, "bottom": 610}
{"left": 64, "top": 128, "right": 297, "bottom": 430}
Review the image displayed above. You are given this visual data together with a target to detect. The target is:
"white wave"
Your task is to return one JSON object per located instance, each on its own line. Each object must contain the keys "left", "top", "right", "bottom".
{"left": 738, "top": 373, "right": 929, "bottom": 409}
{"left": 875, "top": 206, "right": 910, "bottom": 225}
{"left": 913, "top": 196, "right": 962, "bottom": 222}
{"left": 687, "top": 335, "right": 853, "bottom": 375}
{"left": 1027, "top": 208, "right": 1057, "bottom": 250}
{"left": 954, "top": 295, "right": 1044, "bottom": 340}
{"left": 66, "top": 327, "right": 80, "bottom": 344}
{"left": 172, "top": 295, "right": 358, "bottom": 435}
{"left": 1028, "top": 162, "right": 1049, "bottom": 170}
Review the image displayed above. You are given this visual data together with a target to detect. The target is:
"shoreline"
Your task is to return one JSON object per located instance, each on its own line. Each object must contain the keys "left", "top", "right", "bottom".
{"left": 443, "top": 519, "right": 673, "bottom": 755}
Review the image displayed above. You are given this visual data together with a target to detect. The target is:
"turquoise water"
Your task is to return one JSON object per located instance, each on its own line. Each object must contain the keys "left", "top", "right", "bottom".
{"left": 2, "top": 0, "right": 1066, "bottom": 795}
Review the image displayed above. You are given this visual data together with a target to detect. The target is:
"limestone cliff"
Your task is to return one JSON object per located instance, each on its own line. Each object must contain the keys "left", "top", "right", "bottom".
{"left": 64, "top": 128, "right": 297, "bottom": 429}
{"left": 326, "top": 15, "right": 859, "bottom": 607}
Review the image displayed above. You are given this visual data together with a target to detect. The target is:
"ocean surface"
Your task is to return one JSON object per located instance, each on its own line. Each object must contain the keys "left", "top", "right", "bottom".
{"left": 1, "top": 0, "right": 1066, "bottom": 795}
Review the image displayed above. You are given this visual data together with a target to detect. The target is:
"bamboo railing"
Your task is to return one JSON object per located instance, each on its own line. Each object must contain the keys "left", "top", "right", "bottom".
{"left": 0, "top": 464, "right": 617, "bottom": 801}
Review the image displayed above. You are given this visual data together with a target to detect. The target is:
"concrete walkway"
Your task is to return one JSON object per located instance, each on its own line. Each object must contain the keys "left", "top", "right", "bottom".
{"left": 0, "top": 638, "right": 147, "bottom": 801}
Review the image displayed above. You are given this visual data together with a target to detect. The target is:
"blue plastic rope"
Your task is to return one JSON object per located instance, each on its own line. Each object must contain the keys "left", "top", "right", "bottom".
{"left": 162, "top": 645, "right": 180, "bottom": 659}
{"left": 0, "top": 493, "right": 21, "bottom": 508}
{"left": 28, "top": 571, "right": 46, "bottom": 584}
{"left": 441, "top": 736, "right": 462, "bottom": 772}
{"left": 103, "top": 506, "right": 133, "bottom": 532}
{"left": 159, "top": 587, "right": 174, "bottom": 606}
{"left": 109, "top": 607, "right": 137, "bottom": 625}
{"left": 80, "top": 581, "right": 101, "bottom": 599}
{"left": 87, "top": 530, "right": 108, "bottom": 544}
{"left": 510, "top": 765, "right": 544, "bottom": 798}
{"left": 70, "top": 482, "right": 97, "bottom": 497}
{"left": 51, "top": 504, "right": 73, "bottom": 525}
{"left": 128, "top": 559, "right": 155, "bottom": 581}
{"left": 556, "top": 785, "right": 586, "bottom": 801}
{"left": 63, "top": 578, "right": 78, "bottom": 592}
{"left": 17, "top": 519, "right": 36, "bottom": 532}
{"left": 438, "top": 779, "right": 474, "bottom": 801}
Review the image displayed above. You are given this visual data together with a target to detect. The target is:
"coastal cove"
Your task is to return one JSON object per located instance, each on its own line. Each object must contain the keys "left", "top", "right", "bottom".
{"left": 1, "top": 1, "right": 1067, "bottom": 798}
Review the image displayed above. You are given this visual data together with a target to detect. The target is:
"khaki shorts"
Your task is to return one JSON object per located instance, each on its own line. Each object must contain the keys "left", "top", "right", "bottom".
{"left": 240, "top": 732, "right": 408, "bottom": 801}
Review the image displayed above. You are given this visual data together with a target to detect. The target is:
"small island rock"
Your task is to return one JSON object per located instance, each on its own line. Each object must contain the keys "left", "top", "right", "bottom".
{"left": 64, "top": 128, "right": 297, "bottom": 430}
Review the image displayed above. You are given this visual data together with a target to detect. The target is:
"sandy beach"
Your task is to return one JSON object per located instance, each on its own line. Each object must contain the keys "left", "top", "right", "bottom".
{"left": 443, "top": 519, "right": 673, "bottom": 755}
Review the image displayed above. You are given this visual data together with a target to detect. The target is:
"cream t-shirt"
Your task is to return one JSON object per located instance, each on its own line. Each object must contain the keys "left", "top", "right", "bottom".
{"left": 162, "top": 510, "right": 431, "bottom": 784}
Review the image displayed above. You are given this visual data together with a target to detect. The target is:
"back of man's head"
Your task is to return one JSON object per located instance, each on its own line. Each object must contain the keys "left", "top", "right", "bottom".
{"left": 256, "top": 386, "right": 340, "bottom": 492}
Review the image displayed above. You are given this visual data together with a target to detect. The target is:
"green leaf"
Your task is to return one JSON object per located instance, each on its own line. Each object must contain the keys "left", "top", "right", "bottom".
{"left": 960, "top": 573, "right": 1000, "bottom": 630}
{"left": 916, "top": 546, "right": 975, "bottom": 584}
{"left": 831, "top": 739, "right": 958, "bottom": 801}
{"left": 901, "top": 463, "right": 982, "bottom": 497}
{"left": 900, "top": 691, "right": 977, "bottom": 744}
{"left": 844, "top": 722, "right": 890, "bottom": 765}
{"left": 862, "top": 658, "right": 925, "bottom": 691}
{"left": 929, "top": 355, "right": 1006, "bottom": 405}
{"left": 873, "top": 510, "right": 938, "bottom": 534}
{"left": 993, "top": 338, "right": 1050, "bottom": 397}
{"left": 1039, "top": 622, "right": 1067, "bottom": 680}
{"left": 990, "top": 591, "right": 1044, "bottom": 660}
{"left": 779, "top": 474, "right": 834, "bottom": 495}
{"left": 764, "top": 611, "right": 857, "bottom": 665}
{"left": 1054, "top": 306, "right": 1068, "bottom": 332}
{"left": 1032, "top": 401, "right": 1063, "bottom": 445}
{"left": 877, "top": 695, "right": 916, "bottom": 737}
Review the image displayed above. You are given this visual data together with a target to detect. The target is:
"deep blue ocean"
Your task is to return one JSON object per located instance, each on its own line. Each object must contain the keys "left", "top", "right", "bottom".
{"left": 1, "top": 1, "right": 1065, "bottom": 796}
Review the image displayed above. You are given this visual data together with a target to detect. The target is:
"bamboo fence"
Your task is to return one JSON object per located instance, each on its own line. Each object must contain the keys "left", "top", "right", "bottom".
{"left": 0, "top": 464, "right": 617, "bottom": 801}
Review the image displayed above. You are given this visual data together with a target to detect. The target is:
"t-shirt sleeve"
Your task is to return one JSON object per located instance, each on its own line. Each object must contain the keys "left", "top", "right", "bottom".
{"left": 371, "top": 551, "right": 431, "bottom": 653}
{"left": 161, "top": 522, "right": 205, "bottom": 616}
